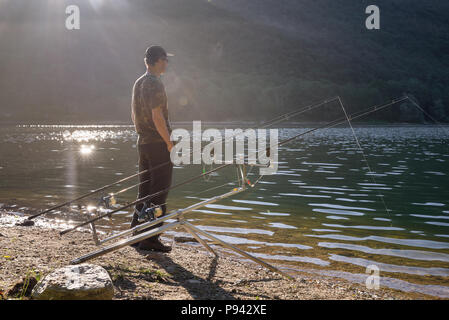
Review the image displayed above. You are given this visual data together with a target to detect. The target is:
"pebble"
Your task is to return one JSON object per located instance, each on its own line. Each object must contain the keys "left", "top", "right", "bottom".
{"left": 16, "top": 220, "right": 35, "bottom": 227}
{"left": 166, "top": 266, "right": 176, "bottom": 273}
{"left": 186, "top": 279, "right": 201, "bottom": 284}
{"left": 145, "top": 252, "right": 167, "bottom": 261}
{"left": 174, "top": 236, "right": 198, "bottom": 243}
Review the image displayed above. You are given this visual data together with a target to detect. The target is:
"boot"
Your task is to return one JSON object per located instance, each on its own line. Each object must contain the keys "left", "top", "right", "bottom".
{"left": 130, "top": 211, "right": 170, "bottom": 251}
{"left": 138, "top": 235, "right": 172, "bottom": 253}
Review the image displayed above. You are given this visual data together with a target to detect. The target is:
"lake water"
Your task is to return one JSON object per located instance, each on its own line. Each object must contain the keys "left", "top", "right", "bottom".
{"left": 1, "top": 124, "right": 448, "bottom": 297}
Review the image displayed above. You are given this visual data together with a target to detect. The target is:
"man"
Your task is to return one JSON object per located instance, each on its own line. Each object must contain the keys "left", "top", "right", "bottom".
{"left": 130, "top": 45, "right": 174, "bottom": 252}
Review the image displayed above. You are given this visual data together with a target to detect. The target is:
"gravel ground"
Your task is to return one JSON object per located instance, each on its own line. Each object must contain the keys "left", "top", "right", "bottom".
{"left": 0, "top": 211, "right": 433, "bottom": 300}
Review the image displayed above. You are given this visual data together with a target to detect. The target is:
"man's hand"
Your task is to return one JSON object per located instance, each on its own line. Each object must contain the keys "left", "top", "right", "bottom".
{"left": 166, "top": 141, "right": 174, "bottom": 153}
{"left": 152, "top": 106, "right": 172, "bottom": 152}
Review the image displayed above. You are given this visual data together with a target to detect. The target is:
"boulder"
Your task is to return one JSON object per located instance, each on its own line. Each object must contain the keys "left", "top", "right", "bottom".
{"left": 31, "top": 264, "right": 114, "bottom": 300}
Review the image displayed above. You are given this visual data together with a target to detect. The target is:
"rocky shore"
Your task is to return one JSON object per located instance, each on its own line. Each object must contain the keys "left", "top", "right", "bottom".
{"left": 0, "top": 211, "right": 433, "bottom": 300}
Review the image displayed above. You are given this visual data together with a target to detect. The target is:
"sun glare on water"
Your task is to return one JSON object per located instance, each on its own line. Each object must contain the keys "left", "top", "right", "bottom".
{"left": 80, "top": 144, "right": 95, "bottom": 155}
{"left": 86, "top": 205, "right": 97, "bottom": 212}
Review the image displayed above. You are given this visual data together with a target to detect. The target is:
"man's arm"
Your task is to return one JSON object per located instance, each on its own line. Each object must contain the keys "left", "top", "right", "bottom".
{"left": 152, "top": 106, "right": 173, "bottom": 152}
{"left": 141, "top": 78, "right": 173, "bottom": 152}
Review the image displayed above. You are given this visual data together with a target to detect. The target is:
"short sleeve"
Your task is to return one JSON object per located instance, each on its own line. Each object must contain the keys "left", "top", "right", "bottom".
{"left": 142, "top": 78, "right": 166, "bottom": 110}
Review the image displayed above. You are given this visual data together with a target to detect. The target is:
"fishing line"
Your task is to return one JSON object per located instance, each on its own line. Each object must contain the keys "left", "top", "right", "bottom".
{"left": 106, "top": 179, "right": 151, "bottom": 200}
{"left": 108, "top": 95, "right": 448, "bottom": 227}
{"left": 406, "top": 95, "right": 449, "bottom": 156}
{"left": 194, "top": 97, "right": 411, "bottom": 210}
{"left": 60, "top": 163, "right": 233, "bottom": 235}
{"left": 149, "top": 95, "right": 339, "bottom": 182}
{"left": 196, "top": 97, "right": 411, "bottom": 209}
{"left": 337, "top": 97, "right": 393, "bottom": 223}
{"left": 34, "top": 96, "right": 338, "bottom": 220}
{"left": 406, "top": 95, "right": 449, "bottom": 134}
{"left": 61, "top": 96, "right": 409, "bottom": 235}
{"left": 244, "top": 97, "right": 410, "bottom": 211}
{"left": 94, "top": 159, "right": 254, "bottom": 230}
{"left": 28, "top": 169, "right": 150, "bottom": 220}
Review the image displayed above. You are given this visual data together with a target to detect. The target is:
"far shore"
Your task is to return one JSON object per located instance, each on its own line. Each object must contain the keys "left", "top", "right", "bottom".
{"left": 1, "top": 121, "right": 448, "bottom": 128}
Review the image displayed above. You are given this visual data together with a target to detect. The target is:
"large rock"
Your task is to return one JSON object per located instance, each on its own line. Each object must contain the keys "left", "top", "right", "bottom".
{"left": 31, "top": 264, "right": 114, "bottom": 300}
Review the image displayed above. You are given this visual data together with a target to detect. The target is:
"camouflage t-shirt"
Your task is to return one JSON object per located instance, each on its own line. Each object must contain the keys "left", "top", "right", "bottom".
{"left": 131, "top": 72, "right": 171, "bottom": 145}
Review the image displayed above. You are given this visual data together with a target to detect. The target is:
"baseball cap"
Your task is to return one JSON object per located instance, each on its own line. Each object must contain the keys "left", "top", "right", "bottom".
{"left": 145, "top": 45, "right": 175, "bottom": 61}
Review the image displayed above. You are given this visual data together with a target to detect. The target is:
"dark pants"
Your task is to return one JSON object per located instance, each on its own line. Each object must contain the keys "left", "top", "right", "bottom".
{"left": 131, "top": 142, "right": 173, "bottom": 240}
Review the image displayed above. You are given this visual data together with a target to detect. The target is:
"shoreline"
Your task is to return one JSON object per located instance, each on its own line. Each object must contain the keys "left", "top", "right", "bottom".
{"left": 0, "top": 211, "right": 439, "bottom": 300}
{"left": 2, "top": 122, "right": 449, "bottom": 128}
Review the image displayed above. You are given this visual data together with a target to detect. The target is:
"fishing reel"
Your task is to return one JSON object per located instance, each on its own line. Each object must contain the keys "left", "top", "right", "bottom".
{"left": 93, "top": 194, "right": 117, "bottom": 219}
{"left": 98, "top": 194, "right": 116, "bottom": 209}
{"left": 137, "top": 202, "right": 163, "bottom": 223}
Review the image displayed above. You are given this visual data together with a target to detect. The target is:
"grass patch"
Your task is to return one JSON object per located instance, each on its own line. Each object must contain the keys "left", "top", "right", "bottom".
{"left": 6, "top": 268, "right": 42, "bottom": 300}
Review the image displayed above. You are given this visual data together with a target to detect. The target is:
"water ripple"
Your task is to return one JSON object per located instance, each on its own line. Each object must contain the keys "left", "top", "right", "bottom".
{"left": 197, "top": 225, "right": 274, "bottom": 236}
{"left": 232, "top": 199, "right": 279, "bottom": 206}
{"left": 319, "top": 242, "right": 449, "bottom": 262}
{"left": 306, "top": 234, "right": 449, "bottom": 249}
{"left": 313, "top": 208, "right": 365, "bottom": 216}
{"left": 329, "top": 254, "right": 449, "bottom": 277}
{"left": 247, "top": 252, "right": 330, "bottom": 266}
{"left": 322, "top": 223, "right": 404, "bottom": 231}
{"left": 308, "top": 203, "right": 376, "bottom": 212}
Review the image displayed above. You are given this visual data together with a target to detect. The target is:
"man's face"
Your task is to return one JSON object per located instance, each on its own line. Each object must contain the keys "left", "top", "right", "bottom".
{"left": 155, "top": 56, "right": 168, "bottom": 74}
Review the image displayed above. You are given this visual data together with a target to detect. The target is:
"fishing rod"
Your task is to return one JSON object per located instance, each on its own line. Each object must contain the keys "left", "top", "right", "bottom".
{"left": 252, "top": 95, "right": 408, "bottom": 162}
{"left": 99, "top": 179, "right": 151, "bottom": 209}
{"left": 257, "top": 96, "right": 339, "bottom": 128}
{"left": 65, "top": 94, "right": 445, "bottom": 277}
{"left": 59, "top": 163, "right": 233, "bottom": 235}
{"left": 60, "top": 95, "right": 408, "bottom": 236}
{"left": 58, "top": 97, "right": 342, "bottom": 234}
{"left": 277, "top": 96, "right": 408, "bottom": 147}
{"left": 27, "top": 169, "right": 150, "bottom": 220}
{"left": 30, "top": 96, "right": 338, "bottom": 221}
